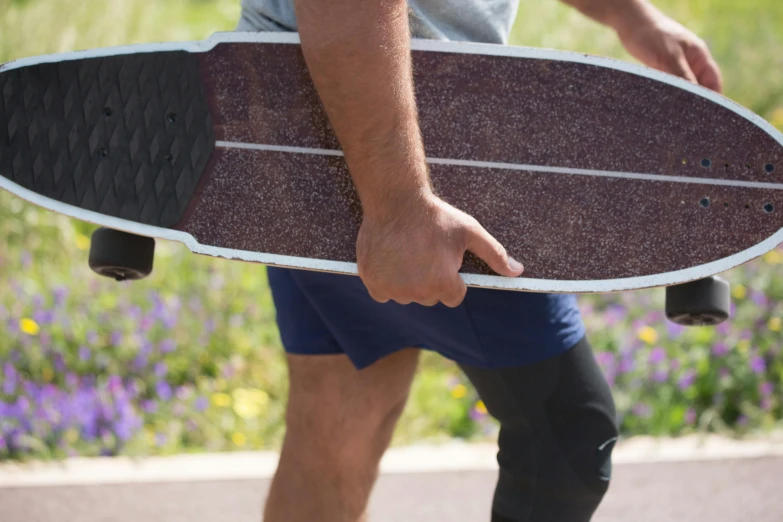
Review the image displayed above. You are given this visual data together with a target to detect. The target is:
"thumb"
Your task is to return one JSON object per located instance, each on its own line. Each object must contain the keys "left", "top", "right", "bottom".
{"left": 465, "top": 223, "right": 524, "bottom": 277}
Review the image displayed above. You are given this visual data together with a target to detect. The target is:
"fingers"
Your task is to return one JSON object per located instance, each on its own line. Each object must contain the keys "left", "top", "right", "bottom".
{"left": 465, "top": 222, "right": 524, "bottom": 278}
{"left": 684, "top": 40, "right": 724, "bottom": 93}
{"left": 662, "top": 48, "right": 699, "bottom": 85}
{"left": 440, "top": 276, "right": 468, "bottom": 308}
{"left": 366, "top": 274, "right": 467, "bottom": 307}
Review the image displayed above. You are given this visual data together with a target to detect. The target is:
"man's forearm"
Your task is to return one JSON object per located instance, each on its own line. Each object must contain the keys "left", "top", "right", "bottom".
{"left": 560, "top": 0, "right": 658, "bottom": 32}
{"left": 294, "top": 0, "right": 430, "bottom": 218}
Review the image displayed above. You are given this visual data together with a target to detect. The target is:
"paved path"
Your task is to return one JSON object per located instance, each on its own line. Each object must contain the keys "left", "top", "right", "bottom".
{"left": 1, "top": 437, "right": 782, "bottom": 521}
{"left": 1, "top": 457, "right": 781, "bottom": 521}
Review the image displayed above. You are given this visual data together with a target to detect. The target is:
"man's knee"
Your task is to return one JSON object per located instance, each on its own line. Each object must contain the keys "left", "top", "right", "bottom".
{"left": 461, "top": 337, "right": 618, "bottom": 521}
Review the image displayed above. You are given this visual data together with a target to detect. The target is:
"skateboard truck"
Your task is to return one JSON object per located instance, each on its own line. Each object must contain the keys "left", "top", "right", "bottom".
{"left": 665, "top": 276, "right": 730, "bottom": 326}
{"left": 88, "top": 228, "right": 155, "bottom": 281}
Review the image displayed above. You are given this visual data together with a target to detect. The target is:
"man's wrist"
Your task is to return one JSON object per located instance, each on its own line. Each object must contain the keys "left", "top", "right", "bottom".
{"left": 564, "top": 0, "right": 659, "bottom": 35}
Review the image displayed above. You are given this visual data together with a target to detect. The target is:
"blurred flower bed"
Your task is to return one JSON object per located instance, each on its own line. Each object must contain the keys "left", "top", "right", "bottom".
{"left": 2, "top": 0, "right": 783, "bottom": 461}
{"left": 2, "top": 193, "right": 783, "bottom": 461}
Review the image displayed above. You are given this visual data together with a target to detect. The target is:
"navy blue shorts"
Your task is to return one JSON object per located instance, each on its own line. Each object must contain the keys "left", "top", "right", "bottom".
{"left": 267, "top": 267, "right": 585, "bottom": 370}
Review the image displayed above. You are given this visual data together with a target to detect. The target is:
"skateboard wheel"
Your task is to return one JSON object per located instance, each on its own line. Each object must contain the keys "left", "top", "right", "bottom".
{"left": 88, "top": 228, "right": 155, "bottom": 281}
{"left": 665, "top": 276, "right": 730, "bottom": 326}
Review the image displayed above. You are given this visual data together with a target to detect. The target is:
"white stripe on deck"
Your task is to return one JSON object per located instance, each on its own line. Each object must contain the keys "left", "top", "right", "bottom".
{"left": 216, "top": 141, "right": 783, "bottom": 191}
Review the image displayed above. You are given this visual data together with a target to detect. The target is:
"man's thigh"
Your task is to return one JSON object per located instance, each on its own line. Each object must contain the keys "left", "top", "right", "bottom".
{"left": 283, "top": 348, "right": 420, "bottom": 462}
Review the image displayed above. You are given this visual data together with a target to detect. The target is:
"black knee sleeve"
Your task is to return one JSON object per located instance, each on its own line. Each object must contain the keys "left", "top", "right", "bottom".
{"left": 460, "top": 337, "right": 618, "bottom": 522}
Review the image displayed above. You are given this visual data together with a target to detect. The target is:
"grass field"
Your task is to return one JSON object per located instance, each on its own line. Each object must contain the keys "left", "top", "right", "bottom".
{"left": 1, "top": 0, "right": 782, "bottom": 460}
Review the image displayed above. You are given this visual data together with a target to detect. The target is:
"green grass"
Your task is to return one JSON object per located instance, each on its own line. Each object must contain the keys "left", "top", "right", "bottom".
{"left": 1, "top": 0, "right": 782, "bottom": 460}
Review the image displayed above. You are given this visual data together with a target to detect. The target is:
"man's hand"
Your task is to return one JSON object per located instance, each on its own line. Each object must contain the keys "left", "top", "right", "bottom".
{"left": 295, "top": 0, "right": 522, "bottom": 307}
{"left": 564, "top": 0, "right": 723, "bottom": 92}
{"left": 358, "top": 192, "right": 523, "bottom": 307}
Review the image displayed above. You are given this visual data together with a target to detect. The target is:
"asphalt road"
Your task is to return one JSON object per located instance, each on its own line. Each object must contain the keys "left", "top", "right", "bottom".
{"left": 1, "top": 457, "right": 781, "bottom": 521}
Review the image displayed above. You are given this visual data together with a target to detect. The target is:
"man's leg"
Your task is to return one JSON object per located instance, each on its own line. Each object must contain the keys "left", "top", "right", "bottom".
{"left": 460, "top": 337, "right": 618, "bottom": 522}
{"left": 264, "top": 348, "right": 420, "bottom": 522}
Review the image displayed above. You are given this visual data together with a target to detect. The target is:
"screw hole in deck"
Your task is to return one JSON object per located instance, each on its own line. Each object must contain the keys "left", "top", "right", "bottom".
{"left": 701, "top": 158, "right": 712, "bottom": 168}
{"left": 766, "top": 164, "right": 775, "bottom": 173}
{"left": 700, "top": 197, "right": 710, "bottom": 208}
{"left": 764, "top": 203, "right": 775, "bottom": 213}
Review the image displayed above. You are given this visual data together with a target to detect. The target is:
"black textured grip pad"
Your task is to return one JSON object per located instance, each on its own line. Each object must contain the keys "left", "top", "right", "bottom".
{"left": 0, "top": 51, "right": 215, "bottom": 227}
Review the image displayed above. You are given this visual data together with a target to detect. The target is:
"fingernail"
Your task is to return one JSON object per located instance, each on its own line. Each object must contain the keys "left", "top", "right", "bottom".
{"left": 508, "top": 257, "right": 524, "bottom": 273}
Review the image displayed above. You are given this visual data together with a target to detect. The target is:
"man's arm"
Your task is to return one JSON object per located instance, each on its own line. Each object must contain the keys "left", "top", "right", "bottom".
{"left": 294, "top": 0, "right": 523, "bottom": 307}
{"left": 562, "top": 0, "right": 723, "bottom": 92}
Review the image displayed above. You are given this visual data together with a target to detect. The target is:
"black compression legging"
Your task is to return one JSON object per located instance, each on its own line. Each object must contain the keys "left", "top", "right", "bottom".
{"left": 459, "top": 337, "right": 618, "bottom": 522}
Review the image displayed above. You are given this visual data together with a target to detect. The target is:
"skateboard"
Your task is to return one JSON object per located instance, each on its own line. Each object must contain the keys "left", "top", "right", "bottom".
{"left": 2, "top": 32, "right": 782, "bottom": 326}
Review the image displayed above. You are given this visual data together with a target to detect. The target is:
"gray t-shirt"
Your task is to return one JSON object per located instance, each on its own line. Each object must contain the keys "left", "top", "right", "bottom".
{"left": 237, "top": 0, "right": 519, "bottom": 44}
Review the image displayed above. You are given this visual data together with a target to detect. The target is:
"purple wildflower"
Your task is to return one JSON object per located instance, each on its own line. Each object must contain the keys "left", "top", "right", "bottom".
{"left": 652, "top": 369, "right": 669, "bottom": 383}
{"left": 110, "top": 331, "right": 123, "bottom": 346}
{"left": 141, "top": 400, "right": 158, "bottom": 414}
{"left": 53, "top": 353, "right": 66, "bottom": 372}
{"left": 86, "top": 331, "right": 99, "bottom": 345}
{"left": 3, "top": 364, "right": 17, "bottom": 394}
{"left": 666, "top": 320, "right": 685, "bottom": 338}
{"left": 156, "top": 382, "right": 172, "bottom": 401}
{"left": 750, "top": 355, "right": 766, "bottom": 374}
{"left": 132, "top": 353, "right": 148, "bottom": 371}
{"left": 632, "top": 403, "right": 652, "bottom": 418}
{"left": 128, "top": 306, "right": 142, "bottom": 320}
{"left": 53, "top": 287, "right": 69, "bottom": 307}
{"left": 154, "top": 362, "right": 167, "bottom": 378}
{"left": 760, "top": 381, "right": 774, "bottom": 397}
{"left": 712, "top": 342, "right": 729, "bottom": 357}
{"left": 618, "top": 355, "right": 635, "bottom": 374}
{"left": 716, "top": 322, "right": 730, "bottom": 336}
{"left": 648, "top": 347, "right": 666, "bottom": 364}
{"left": 78, "top": 346, "right": 91, "bottom": 362}
{"left": 194, "top": 396, "right": 208, "bottom": 412}
{"left": 678, "top": 370, "right": 696, "bottom": 391}
{"left": 159, "top": 339, "right": 176, "bottom": 353}
{"left": 750, "top": 290, "right": 768, "bottom": 308}
{"left": 107, "top": 375, "right": 123, "bottom": 394}
{"left": 33, "top": 309, "right": 55, "bottom": 325}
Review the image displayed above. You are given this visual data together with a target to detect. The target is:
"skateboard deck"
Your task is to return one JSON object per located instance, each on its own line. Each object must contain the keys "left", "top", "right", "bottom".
{"left": 1, "top": 32, "right": 783, "bottom": 293}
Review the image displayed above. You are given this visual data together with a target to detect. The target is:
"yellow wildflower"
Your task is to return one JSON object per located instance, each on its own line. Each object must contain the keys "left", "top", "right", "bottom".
{"left": 211, "top": 392, "right": 232, "bottom": 408}
{"left": 232, "top": 388, "right": 269, "bottom": 419}
{"left": 769, "top": 317, "right": 782, "bottom": 332}
{"left": 20, "top": 318, "right": 40, "bottom": 335}
{"left": 732, "top": 284, "right": 747, "bottom": 300}
{"left": 737, "top": 339, "right": 751, "bottom": 354}
{"left": 64, "top": 429, "right": 80, "bottom": 444}
{"left": 451, "top": 384, "right": 468, "bottom": 399}
{"left": 75, "top": 234, "right": 91, "bottom": 251}
{"left": 763, "top": 250, "right": 783, "bottom": 265}
{"left": 637, "top": 326, "right": 658, "bottom": 345}
{"left": 770, "top": 107, "right": 783, "bottom": 130}
{"left": 475, "top": 400, "right": 488, "bottom": 415}
{"left": 232, "top": 432, "right": 247, "bottom": 447}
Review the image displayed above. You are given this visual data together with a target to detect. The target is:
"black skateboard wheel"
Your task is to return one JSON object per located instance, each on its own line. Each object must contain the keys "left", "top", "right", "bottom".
{"left": 665, "top": 276, "right": 730, "bottom": 326}
{"left": 88, "top": 227, "right": 155, "bottom": 281}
